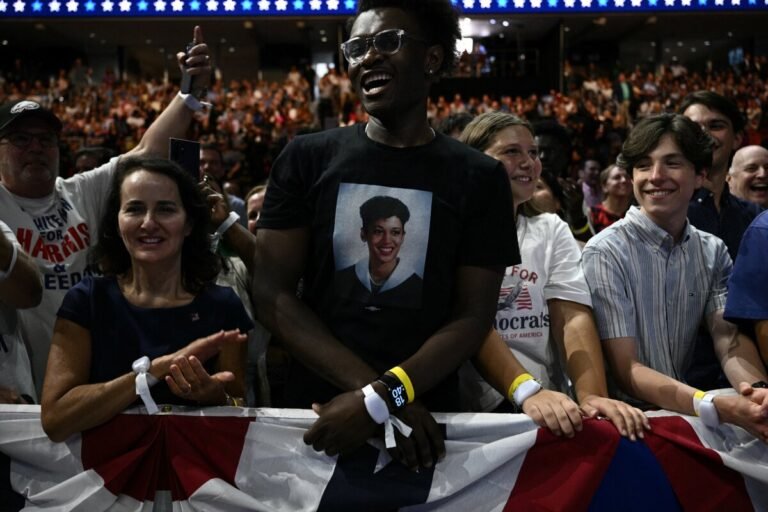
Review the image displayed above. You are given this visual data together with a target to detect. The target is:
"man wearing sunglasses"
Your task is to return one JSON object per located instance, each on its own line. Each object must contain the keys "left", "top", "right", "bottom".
{"left": 212, "top": 0, "right": 518, "bottom": 471}
{"left": 0, "top": 26, "right": 212, "bottom": 399}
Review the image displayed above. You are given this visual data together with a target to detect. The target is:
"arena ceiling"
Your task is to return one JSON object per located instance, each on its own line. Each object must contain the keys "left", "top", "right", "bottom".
{"left": 0, "top": 11, "right": 764, "bottom": 53}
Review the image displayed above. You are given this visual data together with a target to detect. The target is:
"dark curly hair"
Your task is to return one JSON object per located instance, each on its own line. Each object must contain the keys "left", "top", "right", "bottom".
{"left": 359, "top": 195, "right": 410, "bottom": 233}
{"left": 350, "top": 0, "right": 461, "bottom": 77}
{"left": 95, "top": 156, "right": 220, "bottom": 294}
{"left": 617, "top": 114, "right": 713, "bottom": 176}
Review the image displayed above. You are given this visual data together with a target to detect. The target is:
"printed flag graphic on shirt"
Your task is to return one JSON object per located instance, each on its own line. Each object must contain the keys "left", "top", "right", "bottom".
{"left": 1, "top": 405, "right": 767, "bottom": 511}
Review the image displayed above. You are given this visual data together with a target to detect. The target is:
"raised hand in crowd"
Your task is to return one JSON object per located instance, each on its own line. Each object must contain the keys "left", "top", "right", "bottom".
{"left": 557, "top": 176, "right": 592, "bottom": 242}
{"left": 176, "top": 25, "right": 213, "bottom": 99}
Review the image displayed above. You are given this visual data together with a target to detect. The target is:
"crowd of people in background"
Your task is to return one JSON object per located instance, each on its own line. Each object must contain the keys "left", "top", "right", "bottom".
{"left": 1, "top": 1, "right": 767, "bottom": 483}
{"left": 2, "top": 51, "right": 767, "bottom": 194}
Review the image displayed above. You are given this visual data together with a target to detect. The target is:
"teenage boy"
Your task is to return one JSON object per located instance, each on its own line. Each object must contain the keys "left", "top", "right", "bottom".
{"left": 582, "top": 114, "right": 768, "bottom": 440}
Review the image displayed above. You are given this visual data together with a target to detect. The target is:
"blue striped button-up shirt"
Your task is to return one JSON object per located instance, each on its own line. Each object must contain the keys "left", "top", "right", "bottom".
{"left": 582, "top": 206, "right": 731, "bottom": 382}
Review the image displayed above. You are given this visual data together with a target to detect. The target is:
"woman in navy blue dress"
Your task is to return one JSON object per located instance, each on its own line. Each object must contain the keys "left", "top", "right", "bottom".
{"left": 41, "top": 157, "right": 252, "bottom": 442}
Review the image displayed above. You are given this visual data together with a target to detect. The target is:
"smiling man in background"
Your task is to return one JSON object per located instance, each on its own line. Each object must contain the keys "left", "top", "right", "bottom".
{"left": 728, "top": 145, "right": 768, "bottom": 209}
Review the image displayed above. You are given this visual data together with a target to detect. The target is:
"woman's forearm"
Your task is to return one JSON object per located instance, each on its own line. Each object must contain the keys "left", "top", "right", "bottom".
{"left": 41, "top": 373, "right": 138, "bottom": 442}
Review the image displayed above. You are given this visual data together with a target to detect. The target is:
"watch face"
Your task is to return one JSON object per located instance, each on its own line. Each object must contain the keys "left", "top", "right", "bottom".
{"left": 752, "top": 381, "right": 768, "bottom": 389}
{"left": 390, "top": 385, "right": 407, "bottom": 409}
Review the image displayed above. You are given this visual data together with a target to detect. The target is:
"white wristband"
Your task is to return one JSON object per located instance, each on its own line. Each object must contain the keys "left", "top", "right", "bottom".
{"left": 210, "top": 211, "right": 240, "bottom": 252}
{"left": 513, "top": 378, "right": 543, "bottom": 407}
{"left": 216, "top": 211, "right": 240, "bottom": 238}
{"left": 177, "top": 92, "right": 211, "bottom": 113}
{"left": 361, "top": 384, "right": 413, "bottom": 449}
{"left": 362, "top": 385, "right": 390, "bottom": 424}
{"left": 132, "top": 356, "right": 159, "bottom": 415}
{"left": 698, "top": 393, "right": 720, "bottom": 429}
{"left": 0, "top": 242, "right": 18, "bottom": 282}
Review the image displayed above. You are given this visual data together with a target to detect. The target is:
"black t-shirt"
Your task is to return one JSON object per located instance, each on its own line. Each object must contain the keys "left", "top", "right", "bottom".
{"left": 258, "top": 124, "right": 520, "bottom": 411}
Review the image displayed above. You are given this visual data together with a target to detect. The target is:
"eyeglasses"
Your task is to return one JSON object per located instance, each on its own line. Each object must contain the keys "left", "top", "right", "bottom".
{"left": 0, "top": 132, "right": 58, "bottom": 149}
{"left": 340, "top": 29, "right": 427, "bottom": 66}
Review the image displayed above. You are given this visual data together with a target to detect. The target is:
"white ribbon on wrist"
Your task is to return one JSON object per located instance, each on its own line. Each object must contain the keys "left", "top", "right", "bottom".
{"left": 513, "top": 378, "right": 543, "bottom": 407}
{"left": 210, "top": 211, "right": 240, "bottom": 252}
{"left": 698, "top": 393, "right": 720, "bottom": 428}
{"left": 132, "top": 356, "right": 159, "bottom": 414}
{"left": 362, "top": 384, "right": 413, "bottom": 449}
{"left": 177, "top": 91, "right": 211, "bottom": 113}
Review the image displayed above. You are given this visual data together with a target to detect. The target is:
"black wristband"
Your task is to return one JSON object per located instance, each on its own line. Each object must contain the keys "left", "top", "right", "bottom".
{"left": 377, "top": 374, "right": 408, "bottom": 412}
{"left": 752, "top": 381, "right": 768, "bottom": 388}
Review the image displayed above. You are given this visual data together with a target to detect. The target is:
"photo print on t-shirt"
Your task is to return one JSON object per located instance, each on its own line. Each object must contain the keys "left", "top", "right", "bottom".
{"left": 333, "top": 183, "right": 431, "bottom": 309}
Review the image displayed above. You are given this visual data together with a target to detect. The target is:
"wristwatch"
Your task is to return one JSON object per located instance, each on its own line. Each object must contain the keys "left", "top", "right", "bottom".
{"left": 751, "top": 381, "right": 768, "bottom": 389}
{"left": 377, "top": 374, "right": 408, "bottom": 412}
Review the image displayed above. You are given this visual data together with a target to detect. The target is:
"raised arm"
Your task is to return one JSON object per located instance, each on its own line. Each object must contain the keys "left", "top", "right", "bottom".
{"left": 125, "top": 25, "right": 212, "bottom": 159}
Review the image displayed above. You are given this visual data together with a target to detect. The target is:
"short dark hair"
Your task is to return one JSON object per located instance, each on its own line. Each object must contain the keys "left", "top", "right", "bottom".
{"left": 351, "top": 0, "right": 461, "bottom": 77}
{"left": 95, "top": 156, "right": 220, "bottom": 294}
{"left": 617, "top": 114, "right": 713, "bottom": 175}
{"left": 679, "top": 91, "right": 745, "bottom": 134}
{"left": 359, "top": 195, "right": 410, "bottom": 232}
{"left": 459, "top": 111, "right": 534, "bottom": 153}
